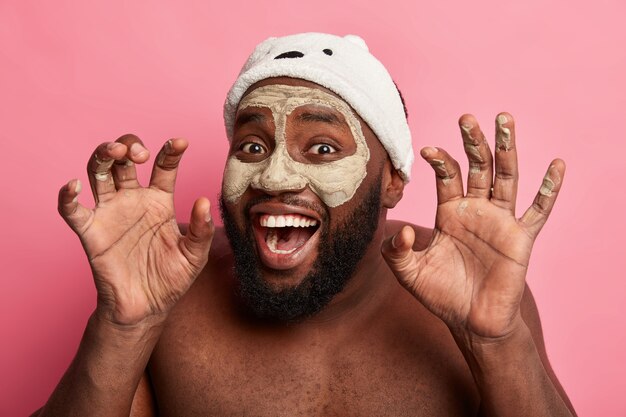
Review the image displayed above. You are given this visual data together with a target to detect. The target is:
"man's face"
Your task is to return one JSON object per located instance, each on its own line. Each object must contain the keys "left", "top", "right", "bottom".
{"left": 220, "top": 78, "right": 388, "bottom": 321}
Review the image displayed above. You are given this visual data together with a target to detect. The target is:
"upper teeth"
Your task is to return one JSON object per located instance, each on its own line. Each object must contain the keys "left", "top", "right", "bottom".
{"left": 260, "top": 214, "right": 318, "bottom": 228}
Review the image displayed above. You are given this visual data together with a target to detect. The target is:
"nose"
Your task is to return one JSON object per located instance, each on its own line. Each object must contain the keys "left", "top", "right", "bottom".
{"left": 252, "top": 149, "right": 307, "bottom": 194}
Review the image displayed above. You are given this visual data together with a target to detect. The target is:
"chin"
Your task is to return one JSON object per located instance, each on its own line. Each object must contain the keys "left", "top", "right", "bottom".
{"left": 218, "top": 176, "right": 382, "bottom": 322}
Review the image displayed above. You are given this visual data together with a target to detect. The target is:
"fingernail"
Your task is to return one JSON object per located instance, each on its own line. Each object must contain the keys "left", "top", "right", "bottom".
{"left": 391, "top": 234, "right": 399, "bottom": 249}
{"left": 130, "top": 142, "right": 148, "bottom": 157}
{"left": 205, "top": 209, "right": 212, "bottom": 223}
{"left": 75, "top": 180, "right": 82, "bottom": 194}
{"left": 165, "top": 140, "right": 173, "bottom": 154}
{"left": 497, "top": 114, "right": 508, "bottom": 125}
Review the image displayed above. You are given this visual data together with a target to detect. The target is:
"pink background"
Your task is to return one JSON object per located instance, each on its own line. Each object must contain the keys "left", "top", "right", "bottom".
{"left": 1, "top": 1, "right": 625, "bottom": 415}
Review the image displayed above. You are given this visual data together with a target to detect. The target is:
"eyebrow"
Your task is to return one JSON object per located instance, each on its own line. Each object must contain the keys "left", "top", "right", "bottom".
{"left": 296, "top": 111, "right": 343, "bottom": 125}
{"left": 234, "top": 111, "right": 267, "bottom": 127}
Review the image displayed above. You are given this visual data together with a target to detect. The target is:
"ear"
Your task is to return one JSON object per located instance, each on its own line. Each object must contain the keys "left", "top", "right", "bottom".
{"left": 381, "top": 158, "right": 404, "bottom": 208}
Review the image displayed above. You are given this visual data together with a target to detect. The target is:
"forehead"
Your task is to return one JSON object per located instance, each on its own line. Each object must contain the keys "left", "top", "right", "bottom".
{"left": 236, "top": 77, "right": 388, "bottom": 157}
{"left": 241, "top": 77, "right": 345, "bottom": 103}
{"left": 237, "top": 79, "right": 353, "bottom": 119}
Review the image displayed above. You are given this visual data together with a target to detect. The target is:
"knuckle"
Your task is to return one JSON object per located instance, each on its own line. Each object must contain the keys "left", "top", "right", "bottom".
{"left": 532, "top": 199, "right": 551, "bottom": 215}
{"left": 495, "top": 171, "right": 516, "bottom": 181}
{"left": 157, "top": 155, "right": 178, "bottom": 170}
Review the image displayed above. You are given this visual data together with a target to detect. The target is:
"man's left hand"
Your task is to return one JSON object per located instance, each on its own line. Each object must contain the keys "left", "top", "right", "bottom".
{"left": 382, "top": 113, "right": 565, "bottom": 341}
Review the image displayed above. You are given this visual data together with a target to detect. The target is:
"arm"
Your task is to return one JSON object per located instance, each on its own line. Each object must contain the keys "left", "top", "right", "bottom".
{"left": 518, "top": 285, "right": 577, "bottom": 414}
{"left": 461, "top": 285, "right": 577, "bottom": 416}
{"left": 34, "top": 134, "right": 213, "bottom": 416}
{"left": 129, "top": 372, "right": 158, "bottom": 417}
{"left": 382, "top": 113, "right": 576, "bottom": 416}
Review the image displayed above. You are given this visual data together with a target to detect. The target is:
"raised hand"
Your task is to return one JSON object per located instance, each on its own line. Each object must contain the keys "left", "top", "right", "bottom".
{"left": 57, "top": 134, "right": 214, "bottom": 326}
{"left": 382, "top": 113, "right": 565, "bottom": 340}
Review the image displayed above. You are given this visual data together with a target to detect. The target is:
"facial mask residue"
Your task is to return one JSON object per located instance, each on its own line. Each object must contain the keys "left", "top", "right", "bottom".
{"left": 222, "top": 85, "right": 370, "bottom": 207}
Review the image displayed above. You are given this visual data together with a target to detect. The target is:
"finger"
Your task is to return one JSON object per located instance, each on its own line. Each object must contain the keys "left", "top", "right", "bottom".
{"left": 58, "top": 179, "right": 93, "bottom": 234}
{"left": 381, "top": 225, "right": 420, "bottom": 290}
{"left": 520, "top": 159, "right": 565, "bottom": 238}
{"left": 87, "top": 142, "right": 128, "bottom": 204}
{"left": 492, "top": 112, "right": 519, "bottom": 212}
{"left": 149, "top": 139, "right": 188, "bottom": 193}
{"left": 111, "top": 134, "right": 150, "bottom": 190}
{"left": 421, "top": 146, "right": 464, "bottom": 205}
{"left": 458, "top": 114, "right": 493, "bottom": 199}
{"left": 180, "top": 197, "right": 214, "bottom": 271}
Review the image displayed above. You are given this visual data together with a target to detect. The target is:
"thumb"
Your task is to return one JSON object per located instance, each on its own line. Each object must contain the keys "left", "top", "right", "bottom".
{"left": 180, "top": 197, "right": 214, "bottom": 270}
{"left": 381, "top": 225, "right": 420, "bottom": 287}
{"left": 58, "top": 179, "right": 93, "bottom": 235}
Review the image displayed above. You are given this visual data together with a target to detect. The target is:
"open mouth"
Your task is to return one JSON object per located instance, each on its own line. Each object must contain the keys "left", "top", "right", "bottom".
{"left": 261, "top": 213, "right": 319, "bottom": 254}
{"left": 250, "top": 207, "right": 322, "bottom": 270}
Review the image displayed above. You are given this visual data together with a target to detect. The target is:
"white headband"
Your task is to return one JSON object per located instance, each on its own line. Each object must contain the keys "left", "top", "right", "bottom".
{"left": 223, "top": 32, "right": 413, "bottom": 181}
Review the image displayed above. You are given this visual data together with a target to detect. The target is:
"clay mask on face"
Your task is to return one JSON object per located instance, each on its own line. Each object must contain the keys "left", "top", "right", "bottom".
{"left": 222, "top": 85, "right": 370, "bottom": 207}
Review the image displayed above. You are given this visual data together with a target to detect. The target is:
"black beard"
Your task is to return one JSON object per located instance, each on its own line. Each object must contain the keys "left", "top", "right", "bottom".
{"left": 219, "top": 177, "right": 382, "bottom": 322}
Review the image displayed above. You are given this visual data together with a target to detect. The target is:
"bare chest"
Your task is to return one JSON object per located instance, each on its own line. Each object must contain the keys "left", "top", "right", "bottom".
{"left": 150, "top": 317, "right": 478, "bottom": 416}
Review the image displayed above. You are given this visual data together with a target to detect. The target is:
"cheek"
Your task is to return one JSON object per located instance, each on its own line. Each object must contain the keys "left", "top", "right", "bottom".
{"left": 303, "top": 154, "right": 369, "bottom": 207}
{"left": 222, "top": 157, "right": 264, "bottom": 203}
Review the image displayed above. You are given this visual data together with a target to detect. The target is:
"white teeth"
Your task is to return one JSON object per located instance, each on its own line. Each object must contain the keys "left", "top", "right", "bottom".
{"left": 259, "top": 214, "right": 318, "bottom": 228}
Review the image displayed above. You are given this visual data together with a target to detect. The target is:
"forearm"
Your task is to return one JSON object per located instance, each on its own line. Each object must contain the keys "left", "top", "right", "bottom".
{"left": 37, "top": 312, "right": 165, "bottom": 417}
{"left": 453, "top": 321, "right": 575, "bottom": 417}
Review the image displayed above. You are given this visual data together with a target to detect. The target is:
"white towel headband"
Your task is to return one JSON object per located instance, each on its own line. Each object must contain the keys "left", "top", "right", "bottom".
{"left": 223, "top": 32, "right": 413, "bottom": 181}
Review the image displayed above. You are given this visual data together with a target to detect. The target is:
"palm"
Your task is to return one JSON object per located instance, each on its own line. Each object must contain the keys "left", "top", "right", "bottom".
{"left": 58, "top": 137, "right": 213, "bottom": 326}
{"left": 384, "top": 114, "right": 564, "bottom": 339}
{"left": 410, "top": 198, "right": 532, "bottom": 337}
{"left": 82, "top": 189, "right": 196, "bottom": 324}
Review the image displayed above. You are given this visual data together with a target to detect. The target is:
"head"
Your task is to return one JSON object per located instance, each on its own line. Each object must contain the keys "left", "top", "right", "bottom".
{"left": 220, "top": 34, "right": 412, "bottom": 321}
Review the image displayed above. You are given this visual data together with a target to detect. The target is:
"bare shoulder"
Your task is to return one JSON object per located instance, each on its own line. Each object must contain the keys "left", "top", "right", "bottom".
{"left": 207, "top": 225, "right": 233, "bottom": 260}
{"left": 385, "top": 219, "right": 433, "bottom": 251}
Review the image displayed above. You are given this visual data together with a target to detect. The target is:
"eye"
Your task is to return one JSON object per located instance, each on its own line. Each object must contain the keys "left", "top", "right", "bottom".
{"left": 309, "top": 143, "right": 337, "bottom": 155}
{"left": 239, "top": 142, "right": 266, "bottom": 154}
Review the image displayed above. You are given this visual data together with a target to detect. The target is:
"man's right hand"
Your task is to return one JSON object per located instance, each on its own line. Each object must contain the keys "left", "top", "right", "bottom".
{"left": 57, "top": 134, "right": 214, "bottom": 327}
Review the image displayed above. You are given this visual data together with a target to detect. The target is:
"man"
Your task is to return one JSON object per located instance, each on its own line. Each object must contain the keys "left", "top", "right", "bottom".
{"left": 35, "top": 33, "right": 576, "bottom": 416}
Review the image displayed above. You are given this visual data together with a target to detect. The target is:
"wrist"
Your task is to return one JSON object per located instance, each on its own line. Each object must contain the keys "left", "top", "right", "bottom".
{"left": 451, "top": 316, "right": 535, "bottom": 372}
{"left": 89, "top": 309, "right": 167, "bottom": 348}
{"left": 453, "top": 315, "right": 529, "bottom": 352}
{"left": 451, "top": 318, "right": 539, "bottom": 385}
{"left": 93, "top": 296, "right": 170, "bottom": 329}
{"left": 449, "top": 318, "right": 573, "bottom": 416}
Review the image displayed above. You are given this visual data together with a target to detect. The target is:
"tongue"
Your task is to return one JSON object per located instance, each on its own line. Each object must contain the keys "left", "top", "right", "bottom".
{"left": 269, "top": 227, "right": 313, "bottom": 251}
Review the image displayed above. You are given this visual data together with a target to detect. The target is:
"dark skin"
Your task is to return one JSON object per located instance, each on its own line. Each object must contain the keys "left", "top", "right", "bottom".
{"left": 36, "top": 77, "right": 576, "bottom": 416}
